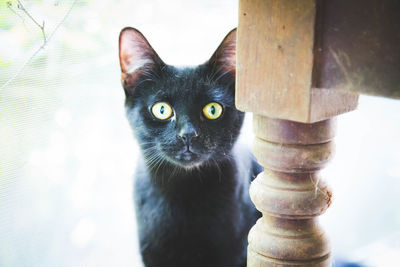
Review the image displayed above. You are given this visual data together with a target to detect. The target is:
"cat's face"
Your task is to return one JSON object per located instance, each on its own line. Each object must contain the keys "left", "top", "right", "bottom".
{"left": 119, "top": 28, "right": 242, "bottom": 169}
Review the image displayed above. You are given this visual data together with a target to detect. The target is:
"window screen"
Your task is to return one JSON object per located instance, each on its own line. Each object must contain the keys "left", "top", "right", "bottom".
{"left": 0, "top": 0, "right": 238, "bottom": 266}
{"left": 1, "top": 0, "right": 399, "bottom": 266}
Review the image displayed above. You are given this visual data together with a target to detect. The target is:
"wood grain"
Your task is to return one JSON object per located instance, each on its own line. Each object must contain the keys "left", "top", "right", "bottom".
{"left": 253, "top": 115, "right": 336, "bottom": 145}
{"left": 313, "top": 0, "right": 400, "bottom": 98}
{"left": 236, "top": 0, "right": 359, "bottom": 123}
{"left": 247, "top": 116, "right": 333, "bottom": 267}
{"left": 236, "top": 1, "right": 399, "bottom": 266}
{"left": 237, "top": 0, "right": 316, "bottom": 122}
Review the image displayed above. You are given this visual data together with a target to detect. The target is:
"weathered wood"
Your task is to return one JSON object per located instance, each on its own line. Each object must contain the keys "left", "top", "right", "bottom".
{"left": 247, "top": 116, "right": 333, "bottom": 266}
{"left": 237, "top": 0, "right": 399, "bottom": 266}
{"left": 253, "top": 116, "right": 336, "bottom": 145}
{"left": 313, "top": 0, "right": 400, "bottom": 98}
{"left": 236, "top": 0, "right": 359, "bottom": 123}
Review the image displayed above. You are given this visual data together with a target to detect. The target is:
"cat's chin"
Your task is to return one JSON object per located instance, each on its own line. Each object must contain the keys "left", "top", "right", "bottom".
{"left": 167, "top": 151, "right": 206, "bottom": 170}
{"left": 176, "top": 162, "right": 204, "bottom": 171}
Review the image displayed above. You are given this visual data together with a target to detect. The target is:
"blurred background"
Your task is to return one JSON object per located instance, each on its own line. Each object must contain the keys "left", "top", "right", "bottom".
{"left": 0, "top": 0, "right": 399, "bottom": 266}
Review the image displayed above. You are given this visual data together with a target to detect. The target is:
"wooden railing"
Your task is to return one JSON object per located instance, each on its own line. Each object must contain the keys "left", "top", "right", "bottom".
{"left": 236, "top": 0, "right": 399, "bottom": 266}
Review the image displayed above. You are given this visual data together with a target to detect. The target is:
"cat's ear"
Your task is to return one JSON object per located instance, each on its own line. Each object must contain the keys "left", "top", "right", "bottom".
{"left": 119, "top": 27, "right": 163, "bottom": 92}
{"left": 208, "top": 28, "right": 236, "bottom": 80}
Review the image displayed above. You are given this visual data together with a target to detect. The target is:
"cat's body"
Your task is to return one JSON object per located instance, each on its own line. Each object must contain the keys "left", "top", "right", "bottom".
{"left": 119, "top": 28, "right": 262, "bottom": 267}
{"left": 134, "top": 143, "right": 261, "bottom": 267}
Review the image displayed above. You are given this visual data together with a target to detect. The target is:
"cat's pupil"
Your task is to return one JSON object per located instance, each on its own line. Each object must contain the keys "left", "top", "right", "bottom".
{"left": 211, "top": 105, "right": 215, "bottom": 115}
{"left": 160, "top": 105, "right": 164, "bottom": 114}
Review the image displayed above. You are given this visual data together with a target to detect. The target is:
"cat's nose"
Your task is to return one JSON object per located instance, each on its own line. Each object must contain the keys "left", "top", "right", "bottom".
{"left": 178, "top": 125, "right": 199, "bottom": 143}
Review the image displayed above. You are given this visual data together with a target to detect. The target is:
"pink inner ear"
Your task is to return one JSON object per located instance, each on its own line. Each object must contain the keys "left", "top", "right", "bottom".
{"left": 214, "top": 29, "right": 236, "bottom": 75}
{"left": 119, "top": 29, "right": 153, "bottom": 74}
{"left": 220, "top": 44, "right": 236, "bottom": 73}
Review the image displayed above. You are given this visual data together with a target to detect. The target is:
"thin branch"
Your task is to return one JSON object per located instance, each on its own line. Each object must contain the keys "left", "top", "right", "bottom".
{"left": 41, "top": 20, "right": 46, "bottom": 43}
{"left": 0, "top": 0, "right": 78, "bottom": 91}
{"left": 46, "top": 0, "right": 77, "bottom": 43}
{"left": 6, "top": 1, "right": 35, "bottom": 34}
{"left": 0, "top": 45, "right": 44, "bottom": 91}
{"left": 17, "top": 0, "right": 47, "bottom": 43}
{"left": 7, "top": 1, "right": 25, "bottom": 23}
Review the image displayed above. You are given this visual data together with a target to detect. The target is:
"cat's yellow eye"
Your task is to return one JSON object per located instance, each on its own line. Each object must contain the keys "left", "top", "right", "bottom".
{"left": 151, "top": 102, "right": 173, "bottom": 120}
{"left": 203, "top": 102, "right": 223, "bottom": 120}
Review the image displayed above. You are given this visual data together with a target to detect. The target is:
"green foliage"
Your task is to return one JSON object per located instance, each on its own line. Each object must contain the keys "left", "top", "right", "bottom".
{"left": 0, "top": 57, "right": 11, "bottom": 68}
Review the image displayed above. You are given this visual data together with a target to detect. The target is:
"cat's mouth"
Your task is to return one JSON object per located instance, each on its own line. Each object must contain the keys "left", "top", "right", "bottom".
{"left": 168, "top": 147, "right": 205, "bottom": 167}
{"left": 158, "top": 143, "right": 207, "bottom": 168}
{"left": 175, "top": 150, "right": 199, "bottom": 162}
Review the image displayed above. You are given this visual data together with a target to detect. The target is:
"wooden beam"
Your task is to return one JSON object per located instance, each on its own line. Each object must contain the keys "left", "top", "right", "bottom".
{"left": 314, "top": 0, "right": 400, "bottom": 98}
{"left": 236, "top": 0, "right": 359, "bottom": 123}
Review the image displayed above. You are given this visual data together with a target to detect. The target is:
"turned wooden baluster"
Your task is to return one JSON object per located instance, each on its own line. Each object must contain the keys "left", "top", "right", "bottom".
{"left": 248, "top": 117, "right": 335, "bottom": 266}
{"left": 237, "top": 0, "right": 399, "bottom": 266}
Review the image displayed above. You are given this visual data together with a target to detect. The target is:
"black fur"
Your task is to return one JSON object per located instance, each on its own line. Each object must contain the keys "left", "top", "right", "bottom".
{"left": 119, "top": 28, "right": 262, "bottom": 267}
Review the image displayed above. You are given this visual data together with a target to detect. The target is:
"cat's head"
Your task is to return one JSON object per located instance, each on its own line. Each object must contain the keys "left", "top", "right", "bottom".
{"left": 118, "top": 28, "right": 242, "bottom": 169}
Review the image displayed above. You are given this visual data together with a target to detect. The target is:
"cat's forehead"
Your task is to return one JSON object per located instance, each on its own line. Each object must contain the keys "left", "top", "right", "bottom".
{"left": 142, "top": 65, "right": 234, "bottom": 107}
{"left": 165, "top": 66, "right": 204, "bottom": 87}
{"left": 156, "top": 66, "right": 209, "bottom": 95}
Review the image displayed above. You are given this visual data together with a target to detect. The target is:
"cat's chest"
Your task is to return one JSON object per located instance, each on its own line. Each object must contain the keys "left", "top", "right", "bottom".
{"left": 137, "top": 180, "right": 235, "bottom": 220}
{"left": 136, "top": 186, "right": 242, "bottom": 262}
{"left": 132, "top": 160, "right": 254, "bottom": 267}
{"left": 134, "top": 173, "right": 240, "bottom": 234}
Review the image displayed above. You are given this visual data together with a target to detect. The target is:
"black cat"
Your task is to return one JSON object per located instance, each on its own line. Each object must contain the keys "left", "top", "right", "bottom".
{"left": 118, "top": 28, "right": 262, "bottom": 267}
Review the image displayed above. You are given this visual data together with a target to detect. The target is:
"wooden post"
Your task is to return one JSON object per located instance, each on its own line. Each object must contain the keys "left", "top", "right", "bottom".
{"left": 248, "top": 116, "right": 335, "bottom": 266}
{"left": 237, "top": 0, "right": 399, "bottom": 266}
